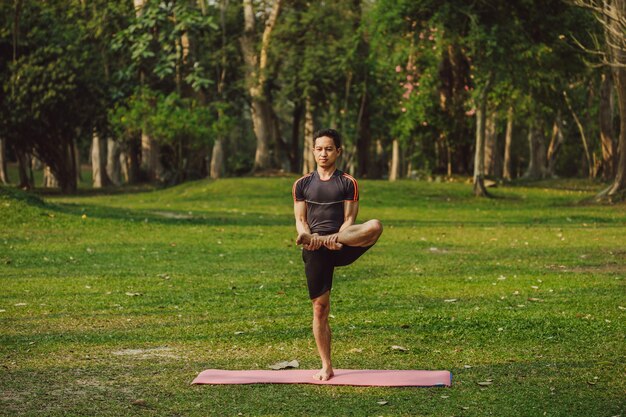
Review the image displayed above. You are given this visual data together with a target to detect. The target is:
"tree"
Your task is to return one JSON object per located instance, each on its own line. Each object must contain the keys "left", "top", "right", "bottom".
{"left": 112, "top": 0, "right": 217, "bottom": 183}
{"left": 0, "top": 138, "right": 8, "bottom": 184}
{"left": 0, "top": 0, "right": 111, "bottom": 193}
{"left": 572, "top": 0, "right": 626, "bottom": 200}
{"left": 241, "top": 0, "right": 283, "bottom": 172}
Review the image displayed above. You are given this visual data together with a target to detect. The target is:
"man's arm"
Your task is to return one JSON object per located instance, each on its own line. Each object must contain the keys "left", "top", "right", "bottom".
{"left": 339, "top": 200, "right": 358, "bottom": 232}
{"left": 294, "top": 201, "right": 322, "bottom": 250}
{"left": 294, "top": 200, "right": 311, "bottom": 235}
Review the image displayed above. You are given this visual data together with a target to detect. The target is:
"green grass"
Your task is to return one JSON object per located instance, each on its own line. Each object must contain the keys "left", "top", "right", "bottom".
{"left": 1, "top": 178, "right": 625, "bottom": 416}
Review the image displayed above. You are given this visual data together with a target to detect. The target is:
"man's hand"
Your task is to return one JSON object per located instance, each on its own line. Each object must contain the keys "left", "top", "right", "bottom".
{"left": 323, "top": 234, "right": 343, "bottom": 250}
{"left": 303, "top": 233, "right": 323, "bottom": 250}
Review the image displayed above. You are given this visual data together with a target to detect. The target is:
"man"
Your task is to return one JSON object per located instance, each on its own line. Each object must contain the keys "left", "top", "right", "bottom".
{"left": 293, "top": 128, "right": 383, "bottom": 381}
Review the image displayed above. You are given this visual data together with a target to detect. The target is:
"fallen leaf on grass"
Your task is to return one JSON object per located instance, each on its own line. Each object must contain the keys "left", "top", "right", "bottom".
{"left": 391, "top": 345, "right": 408, "bottom": 352}
{"left": 268, "top": 360, "right": 299, "bottom": 370}
{"left": 348, "top": 348, "right": 363, "bottom": 353}
{"left": 587, "top": 376, "right": 599, "bottom": 386}
{"left": 528, "top": 297, "right": 543, "bottom": 302}
{"left": 125, "top": 292, "right": 142, "bottom": 297}
{"left": 444, "top": 299, "right": 458, "bottom": 303}
{"left": 131, "top": 399, "right": 148, "bottom": 407}
{"left": 377, "top": 401, "right": 388, "bottom": 405}
{"left": 478, "top": 380, "right": 493, "bottom": 386}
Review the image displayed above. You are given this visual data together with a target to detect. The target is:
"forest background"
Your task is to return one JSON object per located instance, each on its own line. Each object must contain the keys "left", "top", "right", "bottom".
{"left": 1, "top": 0, "right": 625, "bottom": 201}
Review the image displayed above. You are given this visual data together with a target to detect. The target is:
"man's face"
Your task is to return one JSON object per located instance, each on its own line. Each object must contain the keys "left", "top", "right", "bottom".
{"left": 313, "top": 136, "right": 341, "bottom": 169}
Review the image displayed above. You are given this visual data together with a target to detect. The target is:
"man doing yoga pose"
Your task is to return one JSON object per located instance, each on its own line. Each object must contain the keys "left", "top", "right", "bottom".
{"left": 293, "top": 128, "right": 383, "bottom": 381}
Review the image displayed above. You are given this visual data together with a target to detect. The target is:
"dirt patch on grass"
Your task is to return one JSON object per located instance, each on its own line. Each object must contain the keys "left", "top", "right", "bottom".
{"left": 150, "top": 211, "right": 194, "bottom": 219}
{"left": 112, "top": 346, "right": 181, "bottom": 359}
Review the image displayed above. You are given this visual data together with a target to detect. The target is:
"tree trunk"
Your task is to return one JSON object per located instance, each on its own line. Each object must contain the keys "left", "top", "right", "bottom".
{"left": 524, "top": 118, "right": 548, "bottom": 180}
{"left": 16, "top": 149, "right": 32, "bottom": 190}
{"left": 241, "top": 0, "right": 282, "bottom": 172}
{"left": 446, "top": 138, "right": 452, "bottom": 177}
{"left": 473, "top": 73, "right": 493, "bottom": 197}
{"left": 389, "top": 139, "right": 400, "bottom": 181}
{"left": 405, "top": 141, "right": 413, "bottom": 177}
{"left": 141, "top": 132, "right": 162, "bottom": 181}
{"left": 69, "top": 140, "right": 77, "bottom": 192}
{"left": 594, "top": 0, "right": 626, "bottom": 200}
{"left": 134, "top": 0, "right": 160, "bottom": 182}
{"left": 271, "top": 107, "right": 287, "bottom": 170}
{"left": 92, "top": 131, "right": 110, "bottom": 188}
{"left": 120, "top": 138, "right": 140, "bottom": 184}
{"left": 0, "top": 138, "right": 9, "bottom": 184}
{"left": 302, "top": 97, "right": 315, "bottom": 175}
{"left": 370, "top": 139, "right": 385, "bottom": 179}
{"left": 210, "top": 138, "right": 224, "bottom": 179}
{"left": 564, "top": 90, "right": 592, "bottom": 178}
{"left": 290, "top": 102, "right": 303, "bottom": 173}
{"left": 599, "top": 70, "right": 616, "bottom": 180}
{"left": 43, "top": 165, "right": 59, "bottom": 188}
{"left": 356, "top": 87, "right": 371, "bottom": 178}
{"left": 547, "top": 112, "right": 565, "bottom": 177}
{"left": 74, "top": 140, "right": 82, "bottom": 183}
{"left": 503, "top": 106, "right": 514, "bottom": 180}
{"left": 107, "top": 138, "right": 121, "bottom": 186}
{"left": 209, "top": 0, "right": 228, "bottom": 180}
{"left": 602, "top": 66, "right": 626, "bottom": 199}
{"left": 484, "top": 109, "right": 499, "bottom": 177}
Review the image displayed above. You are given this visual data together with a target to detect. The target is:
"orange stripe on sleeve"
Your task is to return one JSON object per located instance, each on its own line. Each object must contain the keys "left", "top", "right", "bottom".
{"left": 292, "top": 174, "right": 311, "bottom": 201}
{"left": 342, "top": 173, "right": 359, "bottom": 201}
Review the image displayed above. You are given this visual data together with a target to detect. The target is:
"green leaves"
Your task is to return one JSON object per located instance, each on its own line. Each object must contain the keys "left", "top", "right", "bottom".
{"left": 109, "top": 87, "right": 221, "bottom": 150}
{"left": 112, "top": 0, "right": 215, "bottom": 90}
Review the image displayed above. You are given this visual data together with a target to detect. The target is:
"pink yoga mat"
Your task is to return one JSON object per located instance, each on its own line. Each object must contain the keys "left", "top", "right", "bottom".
{"left": 192, "top": 369, "right": 452, "bottom": 387}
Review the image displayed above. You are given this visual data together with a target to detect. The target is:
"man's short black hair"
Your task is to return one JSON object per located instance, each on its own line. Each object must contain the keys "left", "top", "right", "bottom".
{"left": 313, "top": 128, "right": 342, "bottom": 149}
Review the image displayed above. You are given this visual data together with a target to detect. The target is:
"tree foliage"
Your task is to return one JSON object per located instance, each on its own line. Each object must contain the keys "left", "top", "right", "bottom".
{"left": 0, "top": 0, "right": 621, "bottom": 195}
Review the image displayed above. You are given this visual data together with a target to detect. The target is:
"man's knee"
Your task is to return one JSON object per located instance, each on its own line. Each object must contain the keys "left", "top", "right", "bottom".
{"left": 368, "top": 219, "right": 383, "bottom": 239}
{"left": 312, "top": 299, "right": 330, "bottom": 320}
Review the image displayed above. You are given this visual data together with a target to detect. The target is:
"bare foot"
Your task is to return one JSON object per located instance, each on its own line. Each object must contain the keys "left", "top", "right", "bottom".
{"left": 313, "top": 367, "right": 334, "bottom": 381}
{"left": 323, "top": 234, "right": 343, "bottom": 250}
{"left": 296, "top": 232, "right": 312, "bottom": 245}
{"left": 326, "top": 242, "right": 343, "bottom": 250}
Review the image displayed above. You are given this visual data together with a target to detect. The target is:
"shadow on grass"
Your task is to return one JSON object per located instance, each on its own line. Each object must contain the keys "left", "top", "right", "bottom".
{"left": 34, "top": 183, "right": 159, "bottom": 198}
{"left": 45, "top": 201, "right": 294, "bottom": 227}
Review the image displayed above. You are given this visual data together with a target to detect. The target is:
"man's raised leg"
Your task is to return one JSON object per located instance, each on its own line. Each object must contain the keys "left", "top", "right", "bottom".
{"left": 297, "top": 219, "right": 383, "bottom": 248}
{"left": 312, "top": 290, "right": 334, "bottom": 381}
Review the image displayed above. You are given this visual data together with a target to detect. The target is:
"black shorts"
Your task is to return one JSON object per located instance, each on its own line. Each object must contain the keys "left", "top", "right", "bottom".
{"left": 302, "top": 245, "right": 372, "bottom": 299}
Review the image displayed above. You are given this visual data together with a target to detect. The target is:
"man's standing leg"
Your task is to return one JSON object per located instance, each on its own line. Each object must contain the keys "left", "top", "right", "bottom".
{"left": 303, "top": 248, "right": 336, "bottom": 380}
{"left": 311, "top": 290, "right": 333, "bottom": 380}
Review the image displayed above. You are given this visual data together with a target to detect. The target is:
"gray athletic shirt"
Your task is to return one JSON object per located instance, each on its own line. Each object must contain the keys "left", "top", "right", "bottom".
{"left": 293, "top": 170, "right": 359, "bottom": 234}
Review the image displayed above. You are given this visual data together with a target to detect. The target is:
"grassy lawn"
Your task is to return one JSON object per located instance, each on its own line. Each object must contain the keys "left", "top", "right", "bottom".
{"left": 1, "top": 178, "right": 624, "bottom": 416}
